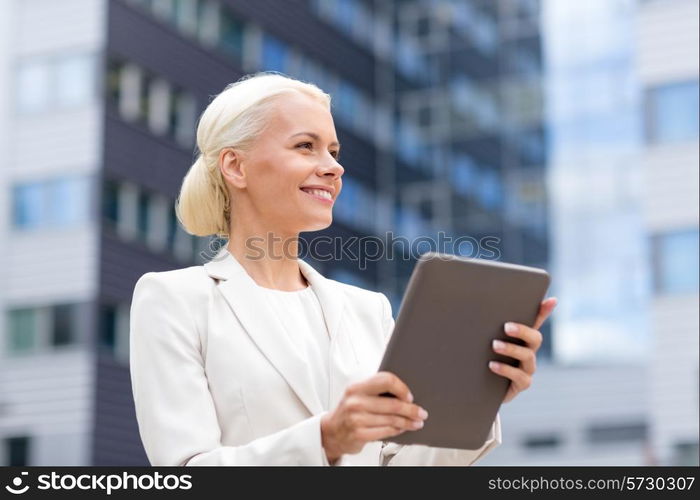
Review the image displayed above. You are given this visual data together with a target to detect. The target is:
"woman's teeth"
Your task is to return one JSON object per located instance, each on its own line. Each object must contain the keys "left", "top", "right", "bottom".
{"left": 301, "top": 188, "right": 331, "bottom": 200}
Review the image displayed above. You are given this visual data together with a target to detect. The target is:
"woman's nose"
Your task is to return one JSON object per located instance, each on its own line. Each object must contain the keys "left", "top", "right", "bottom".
{"left": 320, "top": 157, "right": 344, "bottom": 178}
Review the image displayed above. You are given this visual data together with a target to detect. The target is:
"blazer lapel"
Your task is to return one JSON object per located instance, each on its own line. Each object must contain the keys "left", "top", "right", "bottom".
{"left": 203, "top": 246, "right": 347, "bottom": 417}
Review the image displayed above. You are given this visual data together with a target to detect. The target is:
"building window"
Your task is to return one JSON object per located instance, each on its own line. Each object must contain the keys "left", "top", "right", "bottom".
{"left": 167, "top": 207, "right": 179, "bottom": 252}
{"left": 262, "top": 34, "right": 288, "bottom": 73}
{"left": 197, "top": 0, "right": 220, "bottom": 46}
{"left": 137, "top": 191, "right": 150, "bottom": 241}
{"left": 353, "top": 93, "right": 374, "bottom": 137}
{"left": 16, "top": 54, "right": 95, "bottom": 114}
{"left": 98, "top": 303, "right": 130, "bottom": 363}
{"left": 470, "top": 9, "right": 497, "bottom": 55}
{"left": 7, "top": 308, "right": 37, "bottom": 354}
{"left": 672, "top": 441, "right": 699, "bottom": 466}
{"left": 478, "top": 169, "right": 504, "bottom": 211}
{"left": 520, "top": 130, "right": 545, "bottom": 166}
{"left": 16, "top": 60, "right": 51, "bottom": 113}
{"left": 395, "top": 35, "right": 429, "bottom": 82}
{"left": 523, "top": 434, "right": 561, "bottom": 449}
{"left": 298, "top": 57, "right": 325, "bottom": 90}
{"left": 653, "top": 229, "right": 700, "bottom": 294}
{"left": 102, "top": 179, "right": 120, "bottom": 227}
{"left": 647, "top": 80, "right": 699, "bottom": 144}
{"left": 147, "top": 78, "right": 172, "bottom": 135}
{"left": 12, "top": 177, "right": 91, "bottom": 230}
{"left": 55, "top": 54, "right": 96, "bottom": 108}
{"left": 51, "top": 304, "right": 75, "bottom": 347}
{"left": 172, "top": 90, "right": 197, "bottom": 147}
{"left": 109, "top": 59, "right": 142, "bottom": 121}
{"left": 11, "top": 183, "right": 44, "bottom": 229}
{"left": 332, "top": 176, "right": 376, "bottom": 232}
{"left": 5, "top": 436, "right": 31, "bottom": 466}
{"left": 451, "top": 2, "right": 497, "bottom": 56}
{"left": 149, "top": 0, "right": 175, "bottom": 21}
{"left": 138, "top": 71, "right": 154, "bottom": 125}
{"left": 50, "top": 177, "right": 92, "bottom": 226}
{"left": 101, "top": 179, "right": 200, "bottom": 262}
{"left": 586, "top": 422, "right": 647, "bottom": 444}
{"left": 106, "top": 58, "right": 122, "bottom": 108}
{"left": 394, "top": 206, "right": 431, "bottom": 242}
{"left": 310, "top": 0, "right": 379, "bottom": 54}
{"left": 172, "top": 0, "right": 199, "bottom": 36}
{"left": 130, "top": 0, "right": 214, "bottom": 44}
{"left": 6, "top": 304, "right": 79, "bottom": 354}
{"left": 395, "top": 120, "right": 424, "bottom": 168}
{"left": 106, "top": 58, "right": 197, "bottom": 148}
{"left": 335, "top": 81, "right": 358, "bottom": 124}
{"left": 450, "top": 75, "right": 499, "bottom": 134}
{"left": 451, "top": 153, "right": 478, "bottom": 198}
{"left": 219, "top": 8, "right": 244, "bottom": 60}
{"left": 99, "top": 305, "right": 117, "bottom": 353}
{"left": 173, "top": 224, "right": 196, "bottom": 262}
{"left": 503, "top": 78, "right": 543, "bottom": 125}
{"left": 507, "top": 46, "right": 541, "bottom": 77}
{"left": 127, "top": 0, "right": 250, "bottom": 66}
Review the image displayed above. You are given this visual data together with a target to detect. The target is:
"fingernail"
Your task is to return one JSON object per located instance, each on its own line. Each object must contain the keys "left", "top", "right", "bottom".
{"left": 418, "top": 408, "right": 429, "bottom": 419}
{"left": 504, "top": 322, "right": 518, "bottom": 334}
{"left": 489, "top": 361, "right": 500, "bottom": 371}
{"left": 412, "top": 420, "right": 424, "bottom": 429}
{"left": 407, "top": 392, "right": 414, "bottom": 403}
{"left": 492, "top": 339, "right": 506, "bottom": 351}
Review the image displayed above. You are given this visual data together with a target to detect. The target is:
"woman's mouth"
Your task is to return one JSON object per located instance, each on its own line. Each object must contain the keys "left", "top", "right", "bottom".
{"left": 300, "top": 187, "right": 333, "bottom": 205}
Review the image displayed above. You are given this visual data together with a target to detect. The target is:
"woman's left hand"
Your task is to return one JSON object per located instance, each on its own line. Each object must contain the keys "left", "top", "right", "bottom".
{"left": 489, "top": 297, "right": 558, "bottom": 404}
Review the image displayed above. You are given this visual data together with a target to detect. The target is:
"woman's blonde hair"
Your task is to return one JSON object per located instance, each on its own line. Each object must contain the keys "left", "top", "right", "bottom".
{"left": 175, "top": 72, "right": 332, "bottom": 238}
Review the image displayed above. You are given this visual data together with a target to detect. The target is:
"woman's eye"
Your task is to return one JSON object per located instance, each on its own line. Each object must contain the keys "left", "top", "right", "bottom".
{"left": 297, "top": 142, "right": 339, "bottom": 160}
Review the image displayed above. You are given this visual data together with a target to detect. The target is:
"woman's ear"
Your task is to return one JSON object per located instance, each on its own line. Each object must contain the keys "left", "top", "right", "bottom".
{"left": 219, "top": 147, "right": 247, "bottom": 189}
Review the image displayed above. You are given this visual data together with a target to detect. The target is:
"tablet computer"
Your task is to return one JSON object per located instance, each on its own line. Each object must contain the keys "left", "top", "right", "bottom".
{"left": 378, "top": 251, "right": 551, "bottom": 450}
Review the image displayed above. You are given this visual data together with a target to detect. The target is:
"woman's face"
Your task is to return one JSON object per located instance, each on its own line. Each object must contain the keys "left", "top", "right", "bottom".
{"left": 222, "top": 92, "right": 344, "bottom": 236}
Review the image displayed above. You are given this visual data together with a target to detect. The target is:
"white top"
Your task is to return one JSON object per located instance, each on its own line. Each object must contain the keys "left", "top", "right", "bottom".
{"left": 256, "top": 283, "right": 331, "bottom": 410}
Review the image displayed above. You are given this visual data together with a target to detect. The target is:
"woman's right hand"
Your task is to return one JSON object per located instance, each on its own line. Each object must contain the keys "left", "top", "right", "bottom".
{"left": 320, "top": 371, "right": 429, "bottom": 463}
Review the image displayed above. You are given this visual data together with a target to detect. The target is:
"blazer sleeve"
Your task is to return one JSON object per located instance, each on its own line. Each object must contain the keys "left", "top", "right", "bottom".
{"left": 129, "top": 272, "right": 332, "bottom": 466}
{"left": 375, "top": 292, "right": 503, "bottom": 466}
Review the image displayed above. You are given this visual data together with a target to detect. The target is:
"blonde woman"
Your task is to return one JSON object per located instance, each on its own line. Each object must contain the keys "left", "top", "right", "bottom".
{"left": 129, "top": 72, "right": 557, "bottom": 466}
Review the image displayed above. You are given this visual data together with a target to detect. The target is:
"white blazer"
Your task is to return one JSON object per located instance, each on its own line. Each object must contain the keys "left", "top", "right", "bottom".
{"left": 129, "top": 246, "right": 502, "bottom": 466}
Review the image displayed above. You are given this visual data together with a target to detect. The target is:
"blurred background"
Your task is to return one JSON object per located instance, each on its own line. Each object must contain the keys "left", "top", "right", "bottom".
{"left": 0, "top": 0, "right": 696, "bottom": 465}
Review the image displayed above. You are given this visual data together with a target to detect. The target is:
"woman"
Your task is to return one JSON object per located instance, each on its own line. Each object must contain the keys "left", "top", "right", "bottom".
{"left": 129, "top": 72, "right": 557, "bottom": 466}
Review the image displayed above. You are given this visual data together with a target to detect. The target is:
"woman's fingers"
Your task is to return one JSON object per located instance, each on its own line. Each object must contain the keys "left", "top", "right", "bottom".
{"left": 492, "top": 338, "right": 536, "bottom": 374}
{"left": 504, "top": 322, "right": 543, "bottom": 351}
{"left": 368, "top": 395, "right": 429, "bottom": 421}
{"left": 349, "top": 411, "right": 426, "bottom": 431}
{"left": 343, "top": 393, "right": 428, "bottom": 422}
{"left": 350, "top": 371, "right": 414, "bottom": 403}
{"left": 488, "top": 360, "right": 532, "bottom": 393}
{"left": 533, "top": 297, "right": 557, "bottom": 331}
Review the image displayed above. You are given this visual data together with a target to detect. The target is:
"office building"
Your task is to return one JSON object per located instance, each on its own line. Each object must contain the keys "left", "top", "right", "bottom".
{"left": 637, "top": 0, "right": 699, "bottom": 466}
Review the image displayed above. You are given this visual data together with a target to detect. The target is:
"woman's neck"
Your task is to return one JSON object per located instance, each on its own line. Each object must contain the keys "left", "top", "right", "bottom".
{"left": 226, "top": 228, "right": 307, "bottom": 291}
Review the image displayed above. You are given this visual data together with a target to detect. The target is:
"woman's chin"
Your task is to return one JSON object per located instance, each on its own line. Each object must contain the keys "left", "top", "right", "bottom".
{"left": 301, "top": 216, "right": 333, "bottom": 232}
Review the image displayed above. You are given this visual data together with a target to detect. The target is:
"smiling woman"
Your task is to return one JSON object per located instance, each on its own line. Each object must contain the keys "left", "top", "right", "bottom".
{"left": 130, "top": 71, "right": 505, "bottom": 466}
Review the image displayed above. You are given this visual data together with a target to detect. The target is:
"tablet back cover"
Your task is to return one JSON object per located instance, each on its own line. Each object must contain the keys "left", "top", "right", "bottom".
{"left": 378, "top": 252, "right": 550, "bottom": 450}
